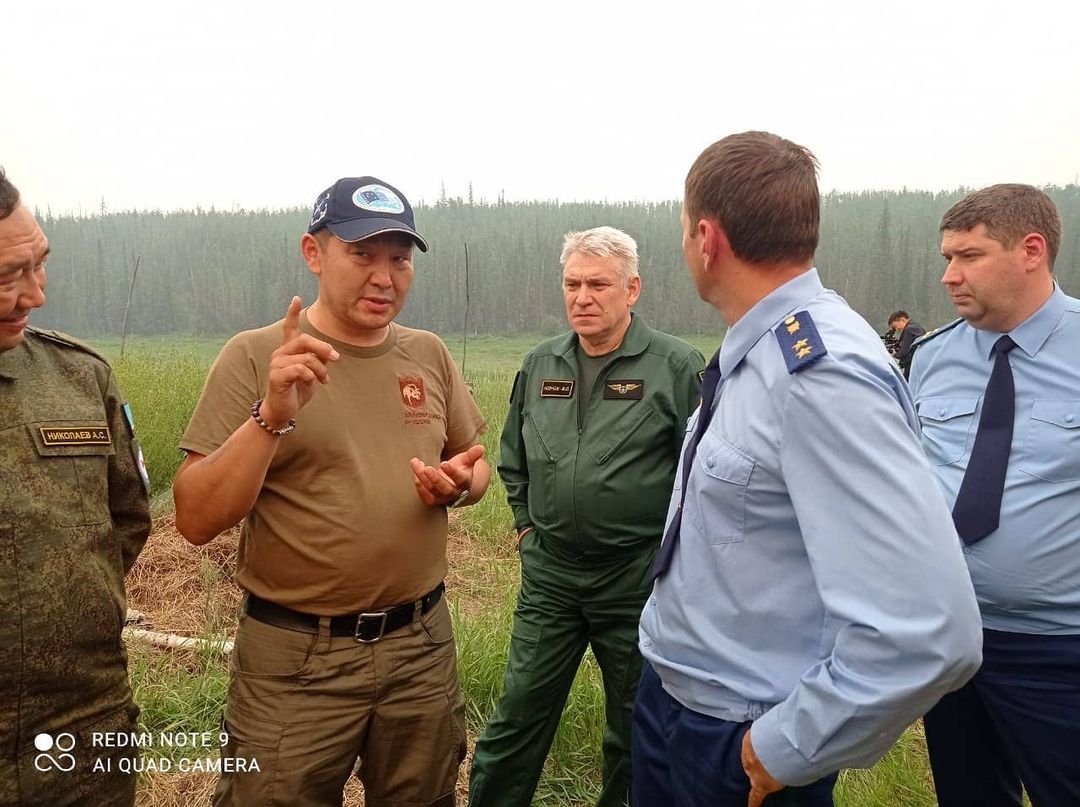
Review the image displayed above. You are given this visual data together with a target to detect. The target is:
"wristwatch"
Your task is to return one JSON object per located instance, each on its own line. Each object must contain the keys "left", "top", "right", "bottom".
{"left": 448, "top": 488, "right": 470, "bottom": 509}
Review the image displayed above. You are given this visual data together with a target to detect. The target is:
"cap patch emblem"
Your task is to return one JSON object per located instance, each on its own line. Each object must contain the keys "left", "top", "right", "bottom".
{"left": 353, "top": 184, "right": 405, "bottom": 214}
{"left": 399, "top": 376, "right": 426, "bottom": 408}
{"left": 310, "top": 191, "right": 330, "bottom": 228}
{"left": 540, "top": 379, "right": 575, "bottom": 398}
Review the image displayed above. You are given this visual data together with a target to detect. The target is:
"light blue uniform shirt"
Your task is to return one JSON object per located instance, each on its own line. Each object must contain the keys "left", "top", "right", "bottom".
{"left": 909, "top": 285, "right": 1080, "bottom": 635}
{"left": 639, "top": 269, "right": 982, "bottom": 786}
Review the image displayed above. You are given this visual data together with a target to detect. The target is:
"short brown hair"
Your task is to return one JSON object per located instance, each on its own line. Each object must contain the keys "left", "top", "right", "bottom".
{"left": 0, "top": 167, "right": 20, "bottom": 220}
{"left": 684, "top": 131, "right": 820, "bottom": 266}
{"left": 940, "top": 184, "right": 1062, "bottom": 269}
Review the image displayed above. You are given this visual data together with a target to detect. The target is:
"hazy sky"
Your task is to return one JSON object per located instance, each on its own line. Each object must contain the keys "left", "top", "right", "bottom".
{"left": 5, "top": 0, "right": 1078, "bottom": 214}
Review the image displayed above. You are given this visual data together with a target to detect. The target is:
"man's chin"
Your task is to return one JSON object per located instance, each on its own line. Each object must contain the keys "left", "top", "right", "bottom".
{"left": 0, "top": 332, "right": 26, "bottom": 352}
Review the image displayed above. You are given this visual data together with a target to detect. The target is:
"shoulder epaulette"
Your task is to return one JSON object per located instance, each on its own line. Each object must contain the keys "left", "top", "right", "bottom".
{"left": 26, "top": 327, "right": 111, "bottom": 365}
{"left": 774, "top": 310, "right": 828, "bottom": 374}
{"left": 909, "top": 318, "right": 964, "bottom": 354}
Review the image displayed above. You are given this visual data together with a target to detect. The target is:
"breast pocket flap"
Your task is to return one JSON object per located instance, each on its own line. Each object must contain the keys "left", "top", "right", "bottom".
{"left": 699, "top": 438, "right": 755, "bottom": 486}
{"left": 918, "top": 397, "right": 979, "bottom": 423}
{"left": 1030, "top": 400, "right": 1080, "bottom": 429}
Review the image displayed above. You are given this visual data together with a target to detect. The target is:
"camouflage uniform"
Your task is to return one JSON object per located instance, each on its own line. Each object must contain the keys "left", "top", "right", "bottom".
{"left": 0, "top": 328, "right": 151, "bottom": 807}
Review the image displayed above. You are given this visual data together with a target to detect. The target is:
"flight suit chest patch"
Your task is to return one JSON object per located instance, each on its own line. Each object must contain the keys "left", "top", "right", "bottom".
{"left": 540, "top": 379, "right": 575, "bottom": 398}
{"left": 604, "top": 380, "right": 644, "bottom": 400}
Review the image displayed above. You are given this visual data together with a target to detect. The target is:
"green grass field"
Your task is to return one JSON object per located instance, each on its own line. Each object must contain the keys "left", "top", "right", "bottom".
{"left": 109, "top": 333, "right": 946, "bottom": 806}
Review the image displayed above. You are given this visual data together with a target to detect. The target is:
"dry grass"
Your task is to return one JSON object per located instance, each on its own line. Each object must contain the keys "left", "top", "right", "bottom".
{"left": 126, "top": 514, "right": 242, "bottom": 636}
{"left": 127, "top": 512, "right": 486, "bottom": 806}
{"left": 135, "top": 757, "right": 474, "bottom": 807}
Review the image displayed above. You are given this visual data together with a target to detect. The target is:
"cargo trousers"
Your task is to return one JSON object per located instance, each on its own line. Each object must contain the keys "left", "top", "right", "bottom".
{"left": 212, "top": 595, "right": 466, "bottom": 807}
{"left": 469, "top": 532, "right": 656, "bottom": 807}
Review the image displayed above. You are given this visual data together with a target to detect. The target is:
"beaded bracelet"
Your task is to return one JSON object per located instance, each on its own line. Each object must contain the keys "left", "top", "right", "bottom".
{"left": 251, "top": 399, "right": 296, "bottom": 436}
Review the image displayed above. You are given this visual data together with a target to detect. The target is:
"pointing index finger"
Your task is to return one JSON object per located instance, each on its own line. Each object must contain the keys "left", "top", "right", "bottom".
{"left": 282, "top": 296, "right": 302, "bottom": 345}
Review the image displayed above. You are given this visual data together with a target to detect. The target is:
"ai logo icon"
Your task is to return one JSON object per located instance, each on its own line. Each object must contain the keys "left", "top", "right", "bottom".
{"left": 33, "top": 732, "right": 76, "bottom": 772}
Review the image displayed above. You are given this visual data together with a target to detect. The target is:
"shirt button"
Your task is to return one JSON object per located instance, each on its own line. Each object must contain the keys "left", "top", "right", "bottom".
{"left": 963, "top": 546, "right": 973, "bottom": 554}
{"left": 706, "top": 457, "right": 716, "bottom": 469}
{"left": 1067, "top": 414, "right": 1075, "bottom": 423}
{"left": 939, "top": 408, "right": 946, "bottom": 417}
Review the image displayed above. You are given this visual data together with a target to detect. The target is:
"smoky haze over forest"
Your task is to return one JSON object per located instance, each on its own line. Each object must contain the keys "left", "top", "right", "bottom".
{"left": 32, "top": 186, "right": 1080, "bottom": 341}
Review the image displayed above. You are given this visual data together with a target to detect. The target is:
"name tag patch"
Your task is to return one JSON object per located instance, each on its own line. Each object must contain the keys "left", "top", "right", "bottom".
{"left": 604, "top": 380, "right": 644, "bottom": 400}
{"left": 540, "top": 379, "right": 575, "bottom": 398}
{"left": 40, "top": 426, "right": 112, "bottom": 446}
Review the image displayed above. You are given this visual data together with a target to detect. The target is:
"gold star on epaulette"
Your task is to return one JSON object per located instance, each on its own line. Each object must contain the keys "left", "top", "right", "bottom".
{"left": 785, "top": 315, "right": 801, "bottom": 335}
{"left": 797, "top": 347, "right": 812, "bottom": 358}
{"left": 793, "top": 338, "right": 809, "bottom": 351}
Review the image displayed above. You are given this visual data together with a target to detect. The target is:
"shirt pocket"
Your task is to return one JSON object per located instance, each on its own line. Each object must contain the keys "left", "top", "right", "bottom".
{"left": 917, "top": 397, "right": 979, "bottom": 466}
{"left": 522, "top": 411, "right": 568, "bottom": 522}
{"left": 1019, "top": 400, "right": 1080, "bottom": 482}
{"left": 28, "top": 421, "right": 115, "bottom": 526}
{"left": 591, "top": 405, "right": 658, "bottom": 464}
{"left": 687, "top": 430, "right": 755, "bottom": 545}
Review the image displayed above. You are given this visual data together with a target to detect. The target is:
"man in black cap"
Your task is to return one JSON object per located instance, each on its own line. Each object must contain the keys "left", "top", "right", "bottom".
{"left": 173, "top": 176, "right": 489, "bottom": 806}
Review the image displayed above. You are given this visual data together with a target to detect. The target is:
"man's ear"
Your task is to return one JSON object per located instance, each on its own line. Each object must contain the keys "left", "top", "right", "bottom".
{"left": 1020, "top": 232, "right": 1049, "bottom": 273}
{"left": 627, "top": 275, "right": 642, "bottom": 306}
{"left": 300, "top": 233, "right": 323, "bottom": 275}
{"left": 699, "top": 218, "right": 730, "bottom": 271}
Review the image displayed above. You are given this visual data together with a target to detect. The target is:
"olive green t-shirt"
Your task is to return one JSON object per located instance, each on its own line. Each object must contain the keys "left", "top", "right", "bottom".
{"left": 180, "top": 314, "right": 485, "bottom": 613}
{"left": 575, "top": 345, "right": 613, "bottom": 426}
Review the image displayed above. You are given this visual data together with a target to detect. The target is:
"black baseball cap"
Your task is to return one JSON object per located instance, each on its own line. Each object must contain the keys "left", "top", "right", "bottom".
{"left": 307, "top": 176, "right": 428, "bottom": 252}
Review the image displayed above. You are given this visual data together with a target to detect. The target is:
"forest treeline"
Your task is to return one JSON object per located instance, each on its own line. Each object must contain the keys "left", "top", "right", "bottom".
{"left": 32, "top": 186, "right": 1080, "bottom": 339}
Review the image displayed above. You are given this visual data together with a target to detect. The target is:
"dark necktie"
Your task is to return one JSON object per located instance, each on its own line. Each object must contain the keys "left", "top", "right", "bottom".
{"left": 651, "top": 349, "right": 722, "bottom": 580}
{"left": 952, "top": 335, "right": 1017, "bottom": 545}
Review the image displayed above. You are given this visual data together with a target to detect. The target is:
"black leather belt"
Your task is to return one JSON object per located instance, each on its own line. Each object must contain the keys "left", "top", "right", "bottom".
{"left": 245, "top": 582, "right": 445, "bottom": 643}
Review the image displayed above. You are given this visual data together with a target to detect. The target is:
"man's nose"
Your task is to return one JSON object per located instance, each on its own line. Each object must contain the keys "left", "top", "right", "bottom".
{"left": 370, "top": 262, "right": 393, "bottom": 287}
{"left": 18, "top": 271, "right": 46, "bottom": 308}
{"left": 573, "top": 289, "right": 594, "bottom": 307}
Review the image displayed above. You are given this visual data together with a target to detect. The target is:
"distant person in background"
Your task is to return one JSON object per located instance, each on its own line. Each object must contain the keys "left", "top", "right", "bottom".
{"left": 0, "top": 167, "right": 151, "bottom": 806}
{"left": 634, "top": 132, "right": 983, "bottom": 807}
{"left": 909, "top": 184, "right": 1080, "bottom": 807}
{"left": 469, "top": 226, "right": 705, "bottom": 807}
{"left": 886, "top": 310, "right": 925, "bottom": 375}
{"left": 173, "top": 176, "right": 489, "bottom": 806}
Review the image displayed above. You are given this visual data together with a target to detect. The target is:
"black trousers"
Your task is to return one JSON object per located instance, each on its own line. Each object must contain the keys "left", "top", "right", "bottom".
{"left": 925, "top": 629, "right": 1080, "bottom": 807}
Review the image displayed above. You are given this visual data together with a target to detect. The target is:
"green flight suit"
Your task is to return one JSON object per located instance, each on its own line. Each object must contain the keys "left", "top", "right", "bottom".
{"left": 470, "top": 315, "right": 705, "bottom": 806}
{"left": 0, "top": 328, "right": 151, "bottom": 807}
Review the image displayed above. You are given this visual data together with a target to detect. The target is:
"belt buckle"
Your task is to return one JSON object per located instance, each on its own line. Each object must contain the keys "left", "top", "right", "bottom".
{"left": 355, "top": 612, "right": 388, "bottom": 643}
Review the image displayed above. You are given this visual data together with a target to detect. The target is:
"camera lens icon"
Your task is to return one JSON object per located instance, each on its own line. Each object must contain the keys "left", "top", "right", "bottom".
{"left": 33, "top": 732, "right": 76, "bottom": 772}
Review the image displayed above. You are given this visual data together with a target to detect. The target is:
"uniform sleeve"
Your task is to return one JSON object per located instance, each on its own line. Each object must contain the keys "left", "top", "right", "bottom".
{"left": 497, "top": 366, "right": 532, "bottom": 532}
{"left": 179, "top": 335, "right": 263, "bottom": 457}
{"left": 750, "top": 357, "right": 983, "bottom": 785}
{"left": 673, "top": 349, "right": 706, "bottom": 432}
{"left": 103, "top": 368, "right": 152, "bottom": 573}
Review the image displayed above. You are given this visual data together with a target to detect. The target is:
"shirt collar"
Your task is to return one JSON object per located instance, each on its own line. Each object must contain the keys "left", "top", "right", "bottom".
{"left": 719, "top": 268, "right": 824, "bottom": 377}
{"left": 554, "top": 312, "right": 650, "bottom": 361}
{"left": 973, "top": 284, "right": 1067, "bottom": 359}
{"left": 0, "top": 342, "right": 26, "bottom": 380}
